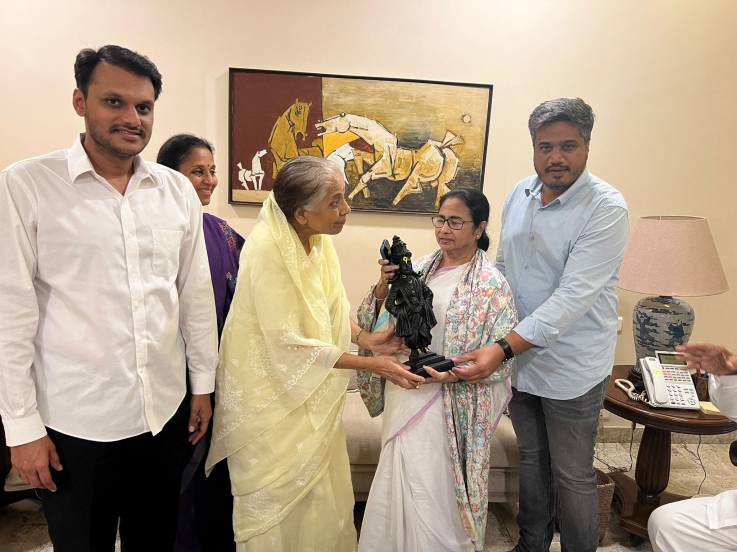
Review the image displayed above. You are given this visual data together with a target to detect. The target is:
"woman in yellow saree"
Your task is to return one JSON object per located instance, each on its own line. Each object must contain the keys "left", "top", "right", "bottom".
{"left": 206, "top": 156, "right": 423, "bottom": 551}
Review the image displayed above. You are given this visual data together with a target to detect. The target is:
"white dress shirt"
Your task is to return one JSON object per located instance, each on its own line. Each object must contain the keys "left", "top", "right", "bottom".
{"left": 0, "top": 135, "right": 218, "bottom": 446}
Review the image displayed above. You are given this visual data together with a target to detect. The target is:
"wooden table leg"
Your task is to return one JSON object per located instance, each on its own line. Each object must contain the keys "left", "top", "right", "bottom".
{"left": 610, "top": 426, "right": 687, "bottom": 539}
{"left": 636, "top": 425, "right": 671, "bottom": 501}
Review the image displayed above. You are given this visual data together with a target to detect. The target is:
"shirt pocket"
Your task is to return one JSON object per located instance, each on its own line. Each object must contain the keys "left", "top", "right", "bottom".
{"left": 151, "top": 228, "right": 184, "bottom": 279}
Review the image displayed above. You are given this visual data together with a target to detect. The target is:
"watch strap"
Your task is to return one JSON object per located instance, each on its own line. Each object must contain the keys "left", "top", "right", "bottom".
{"left": 495, "top": 338, "right": 515, "bottom": 361}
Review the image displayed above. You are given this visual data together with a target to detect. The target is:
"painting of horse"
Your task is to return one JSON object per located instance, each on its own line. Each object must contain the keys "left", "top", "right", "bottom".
{"left": 229, "top": 68, "right": 492, "bottom": 214}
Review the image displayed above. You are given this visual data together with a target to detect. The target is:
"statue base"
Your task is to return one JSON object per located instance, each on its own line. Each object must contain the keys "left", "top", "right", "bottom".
{"left": 406, "top": 350, "right": 455, "bottom": 378}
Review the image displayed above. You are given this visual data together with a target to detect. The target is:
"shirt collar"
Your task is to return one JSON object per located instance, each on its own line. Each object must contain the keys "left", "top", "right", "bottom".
{"left": 524, "top": 170, "right": 591, "bottom": 206}
{"left": 67, "top": 133, "right": 156, "bottom": 188}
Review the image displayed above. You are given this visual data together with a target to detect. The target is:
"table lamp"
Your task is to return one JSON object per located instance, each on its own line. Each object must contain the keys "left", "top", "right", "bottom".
{"left": 617, "top": 216, "right": 729, "bottom": 384}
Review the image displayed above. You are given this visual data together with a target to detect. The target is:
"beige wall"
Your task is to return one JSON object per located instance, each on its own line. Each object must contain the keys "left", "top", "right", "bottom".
{"left": 2, "top": 0, "right": 735, "bottom": 363}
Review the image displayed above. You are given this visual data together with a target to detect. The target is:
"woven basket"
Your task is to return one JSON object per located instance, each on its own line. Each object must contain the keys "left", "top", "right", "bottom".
{"left": 596, "top": 469, "right": 615, "bottom": 544}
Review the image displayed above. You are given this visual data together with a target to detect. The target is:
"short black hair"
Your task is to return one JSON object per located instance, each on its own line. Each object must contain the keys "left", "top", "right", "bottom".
{"left": 438, "top": 188, "right": 491, "bottom": 251}
{"left": 157, "top": 134, "right": 214, "bottom": 170}
{"left": 74, "top": 45, "right": 163, "bottom": 99}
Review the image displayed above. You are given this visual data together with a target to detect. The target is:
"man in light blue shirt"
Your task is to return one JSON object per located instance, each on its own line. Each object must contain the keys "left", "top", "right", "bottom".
{"left": 454, "top": 98, "right": 628, "bottom": 552}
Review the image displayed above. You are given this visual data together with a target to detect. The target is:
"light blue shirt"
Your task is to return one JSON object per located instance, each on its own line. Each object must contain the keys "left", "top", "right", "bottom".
{"left": 496, "top": 170, "right": 629, "bottom": 399}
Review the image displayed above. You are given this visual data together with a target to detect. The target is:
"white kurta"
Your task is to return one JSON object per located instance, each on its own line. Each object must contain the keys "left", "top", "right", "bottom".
{"left": 359, "top": 264, "right": 474, "bottom": 552}
{"left": 648, "top": 373, "right": 737, "bottom": 551}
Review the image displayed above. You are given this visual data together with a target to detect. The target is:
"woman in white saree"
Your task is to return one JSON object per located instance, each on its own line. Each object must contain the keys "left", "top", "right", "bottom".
{"left": 356, "top": 189, "right": 518, "bottom": 552}
{"left": 205, "top": 157, "right": 424, "bottom": 552}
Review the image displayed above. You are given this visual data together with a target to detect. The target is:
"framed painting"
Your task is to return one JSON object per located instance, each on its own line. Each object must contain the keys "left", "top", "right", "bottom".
{"left": 228, "top": 68, "right": 493, "bottom": 214}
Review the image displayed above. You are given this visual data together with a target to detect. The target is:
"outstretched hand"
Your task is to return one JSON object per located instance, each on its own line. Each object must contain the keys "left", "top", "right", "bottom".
{"left": 369, "top": 355, "right": 425, "bottom": 389}
{"left": 362, "top": 325, "right": 409, "bottom": 356}
{"left": 452, "top": 345, "right": 505, "bottom": 383}
{"left": 676, "top": 342, "right": 737, "bottom": 376}
{"left": 423, "top": 365, "right": 459, "bottom": 383}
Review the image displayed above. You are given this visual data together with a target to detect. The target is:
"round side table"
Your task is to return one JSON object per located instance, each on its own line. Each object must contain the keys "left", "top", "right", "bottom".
{"left": 603, "top": 365, "right": 737, "bottom": 541}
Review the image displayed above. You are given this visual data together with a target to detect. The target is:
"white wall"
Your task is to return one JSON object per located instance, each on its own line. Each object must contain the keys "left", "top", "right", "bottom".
{"left": 1, "top": 0, "right": 735, "bottom": 363}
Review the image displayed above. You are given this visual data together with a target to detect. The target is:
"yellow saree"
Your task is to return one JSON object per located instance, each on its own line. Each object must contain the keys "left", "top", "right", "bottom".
{"left": 206, "top": 193, "right": 356, "bottom": 551}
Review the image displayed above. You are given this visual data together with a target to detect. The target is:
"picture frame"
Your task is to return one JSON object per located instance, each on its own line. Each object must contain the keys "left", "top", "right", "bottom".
{"left": 228, "top": 68, "right": 493, "bottom": 215}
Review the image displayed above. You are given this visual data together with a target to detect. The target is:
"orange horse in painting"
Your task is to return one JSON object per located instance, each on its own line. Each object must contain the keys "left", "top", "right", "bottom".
{"left": 267, "top": 99, "right": 322, "bottom": 177}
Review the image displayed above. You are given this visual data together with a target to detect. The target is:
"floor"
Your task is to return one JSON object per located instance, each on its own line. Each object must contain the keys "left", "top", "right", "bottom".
{"left": 1, "top": 442, "right": 735, "bottom": 551}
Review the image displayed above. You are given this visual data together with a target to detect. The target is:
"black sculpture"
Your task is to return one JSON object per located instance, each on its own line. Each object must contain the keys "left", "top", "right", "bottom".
{"left": 381, "top": 236, "right": 454, "bottom": 378}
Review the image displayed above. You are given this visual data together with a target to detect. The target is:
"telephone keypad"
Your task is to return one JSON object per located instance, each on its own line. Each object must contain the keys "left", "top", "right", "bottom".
{"left": 663, "top": 367, "right": 699, "bottom": 408}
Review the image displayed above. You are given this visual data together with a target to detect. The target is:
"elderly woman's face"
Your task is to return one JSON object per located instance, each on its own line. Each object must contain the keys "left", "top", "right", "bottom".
{"left": 434, "top": 197, "right": 482, "bottom": 255}
{"left": 302, "top": 171, "right": 351, "bottom": 235}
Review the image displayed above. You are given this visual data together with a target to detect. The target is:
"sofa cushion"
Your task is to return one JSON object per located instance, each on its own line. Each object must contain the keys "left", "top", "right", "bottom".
{"left": 490, "top": 416, "right": 519, "bottom": 468}
{"left": 343, "top": 390, "right": 383, "bottom": 465}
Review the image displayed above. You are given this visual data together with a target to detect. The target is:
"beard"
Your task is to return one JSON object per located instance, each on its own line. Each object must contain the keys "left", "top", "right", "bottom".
{"left": 85, "top": 118, "right": 149, "bottom": 160}
{"left": 537, "top": 165, "right": 583, "bottom": 194}
{"left": 543, "top": 181, "right": 574, "bottom": 193}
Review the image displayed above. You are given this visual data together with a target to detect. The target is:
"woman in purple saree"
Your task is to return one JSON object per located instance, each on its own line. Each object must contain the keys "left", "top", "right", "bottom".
{"left": 158, "top": 134, "right": 244, "bottom": 552}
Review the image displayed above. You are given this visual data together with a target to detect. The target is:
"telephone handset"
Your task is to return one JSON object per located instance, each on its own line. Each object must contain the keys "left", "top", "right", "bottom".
{"left": 615, "top": 357, "right": 699, "bottom": 410}
{"left": 641, "top": 357, "right": 670, "bottom": 404}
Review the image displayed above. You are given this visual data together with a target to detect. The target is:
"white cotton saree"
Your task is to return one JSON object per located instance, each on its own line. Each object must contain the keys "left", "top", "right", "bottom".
{"left": 205, "top": 193, "right": 356, "bottom": 551}
{"left": 356, "top": 250, "right": 517, "bottom": 551}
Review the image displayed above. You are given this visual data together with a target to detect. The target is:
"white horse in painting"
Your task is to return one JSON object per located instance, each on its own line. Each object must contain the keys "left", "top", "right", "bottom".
{"left": 315, "top": 113, "right": 462, "bottom": 207}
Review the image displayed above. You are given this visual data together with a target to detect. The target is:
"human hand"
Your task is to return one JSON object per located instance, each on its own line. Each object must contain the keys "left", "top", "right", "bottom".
{"left": 10, "top": 435, "right": 63, "bottom": 492}
{"left": 368, "top": 355, "right": 425, "bottom": 389}
{"left": 676, "top": 343, "right": 737, "bottom": 376}
{"left": 189, "top": 394, "right": 213, "bottom": 445}
{"left": 375, "top": 259, "right": 398, "bottom": 300}
{"left": 423, "top": 365, "right": 459, "bottom": 383}
{"left": 362, "top": 325, "right": 409, "bottom": 356}
{"left": 452, "top": 345, "right": 505, "bottom": 383}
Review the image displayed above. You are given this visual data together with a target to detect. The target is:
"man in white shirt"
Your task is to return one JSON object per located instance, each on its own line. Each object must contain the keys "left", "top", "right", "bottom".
{"left": 0, "top": 45, "right": 218, "bottom": 551}
{"left": 648, "top": 342, "right": 737, "bottom": 551}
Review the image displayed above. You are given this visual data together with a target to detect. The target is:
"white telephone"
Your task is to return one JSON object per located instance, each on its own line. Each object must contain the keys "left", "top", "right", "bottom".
{"left": 616, "top": 356, "right": 699, "bottom": 410}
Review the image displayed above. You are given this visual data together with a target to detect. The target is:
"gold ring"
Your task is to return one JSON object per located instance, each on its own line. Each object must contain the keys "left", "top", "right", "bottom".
{"left": 415, "top": 382, "right": 421, "bottom": 389}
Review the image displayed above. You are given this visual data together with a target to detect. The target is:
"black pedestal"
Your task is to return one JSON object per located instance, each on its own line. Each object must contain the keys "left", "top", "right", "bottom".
{"left": 407, "top": 350, "right": 454, "bottom": 378}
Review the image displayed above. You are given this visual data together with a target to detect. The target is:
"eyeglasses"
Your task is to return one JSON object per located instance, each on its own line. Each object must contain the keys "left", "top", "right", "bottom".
{"left": 431, "top": 215, "right": 473, "bottom": 230}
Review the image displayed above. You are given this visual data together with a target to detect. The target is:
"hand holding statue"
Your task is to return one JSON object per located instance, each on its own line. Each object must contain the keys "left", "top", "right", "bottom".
{"left": 360, "top": 325, "right": 410, "bottom": 356}
{"left": 452, "top": 345, "right": 506, "bottom": 383}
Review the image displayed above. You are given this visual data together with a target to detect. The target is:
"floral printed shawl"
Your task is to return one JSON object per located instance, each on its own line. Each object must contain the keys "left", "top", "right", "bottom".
{"left": 356, "top": 249, "right": 517, "bottom": 550}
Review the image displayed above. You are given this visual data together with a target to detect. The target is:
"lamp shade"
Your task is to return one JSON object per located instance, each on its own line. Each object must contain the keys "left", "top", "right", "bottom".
{"left": 618, "top": 216, "right": 729, "bottom": 297}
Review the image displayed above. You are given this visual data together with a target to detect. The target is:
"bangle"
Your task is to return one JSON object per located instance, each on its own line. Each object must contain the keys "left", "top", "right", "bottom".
{"left": 495, "top": 338, "right": 514, "bottom": 361}
{"left": 374, "top": 285, "right": 387, "bottom": 301}
{"left": 356, "top": 328, "right": 364, "bottom": 348}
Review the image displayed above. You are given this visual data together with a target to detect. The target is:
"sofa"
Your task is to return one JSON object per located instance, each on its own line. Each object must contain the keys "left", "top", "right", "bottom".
{"left": 342, "top": 387, "right": 520, "bottom": 502}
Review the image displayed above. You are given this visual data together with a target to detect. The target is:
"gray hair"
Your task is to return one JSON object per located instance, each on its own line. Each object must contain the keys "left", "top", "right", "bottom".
{"left": 272, "top": 156, "right": 342, "bottom": 220}
{"left": 528, "top": 97, "right": 595, "bottom": 144}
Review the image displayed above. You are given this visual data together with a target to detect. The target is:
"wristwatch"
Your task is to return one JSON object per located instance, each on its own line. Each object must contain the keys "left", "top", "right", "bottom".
{"left": 495, "top": 338, "right": 515, "bottom": 361}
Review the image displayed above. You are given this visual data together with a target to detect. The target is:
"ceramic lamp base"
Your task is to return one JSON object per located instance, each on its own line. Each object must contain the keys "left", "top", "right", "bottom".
{"left": 631, "top": 295, "right": 694, "bottom": 371}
